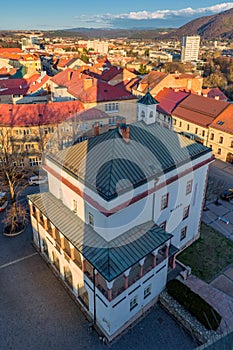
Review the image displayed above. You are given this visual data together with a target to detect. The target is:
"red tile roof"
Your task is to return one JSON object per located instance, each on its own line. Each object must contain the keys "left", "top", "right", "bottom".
{"left": 51, "top": 68, "right": 136, "bottom": 103}
{"left": 0, "top": 101, "right": 84, "bottom": 126}
{"left": 155, "top": 88, "right": 190, "bottom": 115}
{"left": 0, "top": 48, "right": 23, "bottom": 54}
{"left": 0, "top": 74, "right": 50, "bottom": 96}
{"left": 201, "top": 87, "right": 228, "bottom": 101}
{"left": 210, "top": 104, "right": 233, "bottom": 134}
{"left": 172, "top": 94, "right": 229, "bottom": 127}
{"left": 78, "top": 108, "right": 110, "bottom": 121}
{"left": 139, "top": 71, "right": 167, "bottom": 92}
{"left": 100, "top": 66, "right": 124, "bottom": 82}
{"left": 69, "top": 79, "right": 136, "bottom": 103}
{"left": 115, "top": 77, "right": 140, "bottom": 92}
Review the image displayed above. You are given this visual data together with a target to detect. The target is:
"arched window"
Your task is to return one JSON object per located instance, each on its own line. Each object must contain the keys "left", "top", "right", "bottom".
{"left": 64, "top": 266, "right": 73, "bottom": 289}
{"left": 149, "top": 111, "right": 153, "bottom": 118}
{"left": 141, "top": 110, "right": 145, "bottom": 119}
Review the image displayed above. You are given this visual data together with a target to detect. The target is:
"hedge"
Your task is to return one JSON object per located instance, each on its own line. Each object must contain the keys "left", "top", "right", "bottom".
{"left": 166, "top": 279, "right": 222, "bottom": 331}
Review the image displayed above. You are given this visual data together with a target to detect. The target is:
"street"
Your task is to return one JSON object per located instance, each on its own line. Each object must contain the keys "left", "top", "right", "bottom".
{"left": 0, "top": 184, "right": 197, "bottom": 350}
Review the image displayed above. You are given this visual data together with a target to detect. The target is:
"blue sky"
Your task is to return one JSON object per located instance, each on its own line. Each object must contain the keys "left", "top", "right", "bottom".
{"left": 1, "top": 1, "right": 233, "bottom": 30}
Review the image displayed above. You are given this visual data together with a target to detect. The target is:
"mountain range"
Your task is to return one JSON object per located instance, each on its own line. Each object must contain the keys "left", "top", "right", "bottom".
{"left": 60, "top": 7, "right": 233, "bottom": 40}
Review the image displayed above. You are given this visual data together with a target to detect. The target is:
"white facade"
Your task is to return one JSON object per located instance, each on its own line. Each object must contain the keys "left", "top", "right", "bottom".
{"left": 181, "top": 36, "right": 200, "bottom": 62}
{"left": 28, "top": 117, "right": 212, "bottom": 340}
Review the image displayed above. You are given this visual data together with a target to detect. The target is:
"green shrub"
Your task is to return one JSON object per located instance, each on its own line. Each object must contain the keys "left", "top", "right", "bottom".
{"left": 166, "top": 279, "right": 222, "bottom": 331}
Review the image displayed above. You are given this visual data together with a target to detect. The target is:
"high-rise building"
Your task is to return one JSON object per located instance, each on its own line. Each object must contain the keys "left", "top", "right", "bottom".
{"left": 181, "top": 35, "right": 200, "bottom": 62}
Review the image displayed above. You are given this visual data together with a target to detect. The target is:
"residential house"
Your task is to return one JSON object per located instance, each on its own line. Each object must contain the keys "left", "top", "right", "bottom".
{"left": 50, "top": 68, "right": 137, "bottom": 124}
{"left": 132, "top": 71, "right": 203, "bottom": 97}
{"left": 208, "top": 104, "right": 233, "bottom": 162}
{"left": 172, "top": 94, "right": 229, "bottom": 146}
{"left": 28, "top": 97, "right": 212, "bottom": 341}
{"left": 0, "top": 73, "right": 50, "bottom": 104}
{"left": 155, "top": 88, "right": 190, "bottom": 129}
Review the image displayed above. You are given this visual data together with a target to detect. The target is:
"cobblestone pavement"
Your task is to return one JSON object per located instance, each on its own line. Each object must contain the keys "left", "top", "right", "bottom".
{"left": 0, "top": 198, "right": 197, "bottom": 350}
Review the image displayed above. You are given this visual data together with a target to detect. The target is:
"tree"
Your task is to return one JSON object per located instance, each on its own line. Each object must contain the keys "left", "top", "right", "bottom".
{"left": 204, "top": 175, "right": 225, "bottom": 210}
{"left": 138, "top": 64, "right": 149, "bottom": 75}
{"left": 0, "top": 127, "right": 32, "bottom": 235}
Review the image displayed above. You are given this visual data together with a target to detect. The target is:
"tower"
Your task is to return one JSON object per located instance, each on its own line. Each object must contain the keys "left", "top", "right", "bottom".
{"left": 137, "top": 91, "right": 159, "bottom": 125}
{"left": 181, "top": 35, "right": 200, "bottom": 62}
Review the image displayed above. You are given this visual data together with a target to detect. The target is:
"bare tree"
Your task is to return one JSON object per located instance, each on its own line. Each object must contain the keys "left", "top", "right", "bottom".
{"left": 204, "top": 175, "right": 225, "bottom": 210}
{"left": 0, "top": 127, "right": 32, "bottom": 235}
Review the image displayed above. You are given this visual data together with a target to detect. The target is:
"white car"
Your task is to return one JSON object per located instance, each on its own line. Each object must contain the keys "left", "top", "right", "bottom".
{"left": 28, "top": 175, "right": 48, "bottom": 186}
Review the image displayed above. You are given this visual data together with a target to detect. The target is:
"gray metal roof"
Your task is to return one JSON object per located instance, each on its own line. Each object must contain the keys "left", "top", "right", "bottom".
{"left": 46, "top": 121, "right": 211, "bottom": 201}
{"left": 138, "top": 91, "right": 159, "bottom": 105}
{"left": 28, "top": 192, "right": 172, "bottom": 281}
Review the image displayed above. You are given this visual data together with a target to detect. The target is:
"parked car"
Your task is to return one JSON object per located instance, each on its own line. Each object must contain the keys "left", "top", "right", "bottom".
{"left": 220, "top": 189, "right": 233, "bottom": 201}
{"left": 28, "top": 175, "right": 48, "bottom": 186}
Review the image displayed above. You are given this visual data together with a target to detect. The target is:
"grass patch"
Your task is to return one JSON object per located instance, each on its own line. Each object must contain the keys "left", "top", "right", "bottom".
{"left": 177, "top": 222, "right": 233, "bottom": 282}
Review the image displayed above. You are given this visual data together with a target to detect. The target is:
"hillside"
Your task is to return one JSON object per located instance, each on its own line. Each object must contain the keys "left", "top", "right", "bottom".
{"left": 166, "top": 8, "right": 233, "bottom": 39}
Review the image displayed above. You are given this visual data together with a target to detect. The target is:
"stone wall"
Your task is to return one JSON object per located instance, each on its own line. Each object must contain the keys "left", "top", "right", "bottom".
{"left": 159, "top": 291, "right": 216, "bottom": 345}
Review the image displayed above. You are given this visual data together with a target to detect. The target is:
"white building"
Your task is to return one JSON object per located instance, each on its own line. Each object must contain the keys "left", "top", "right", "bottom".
{"left": 28, "top": 95, "right": 212, "bottom": 341}
{"left": 87, "top": 40, "right": 109, "bottom": 55}
{"left": 149, "top": 51, "right": 173, "bottom": 63}
{"left": 181, "top": 35, "right": 200, "bottom": 62}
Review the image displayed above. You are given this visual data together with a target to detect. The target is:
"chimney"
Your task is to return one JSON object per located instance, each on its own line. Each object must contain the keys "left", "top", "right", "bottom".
{"left": 94, "top": 122, "right": 99, "bottom": 136}
{"left": 68, "top": 71, "right": 73, "bottom": 81}
{"left": 84, "top": 77, "right": 93, "bottom": 91}
{"left": 121, "top": 125, "right": 130, "bottom": 143}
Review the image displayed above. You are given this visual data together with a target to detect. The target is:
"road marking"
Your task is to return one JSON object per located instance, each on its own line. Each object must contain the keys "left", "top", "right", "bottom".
{"left": 0, "top": 252, "right": 38, "bottom": 270}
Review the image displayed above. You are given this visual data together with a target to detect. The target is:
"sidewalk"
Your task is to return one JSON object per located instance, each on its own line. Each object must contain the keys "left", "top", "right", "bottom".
{"left": 184, "top": 275, "right": 233, "bottom": 334}
{"left": 211, "top": 159, "right": 233, "bottom": 176}
{"left": 202, "top": 200, "right": 233, "bottom": 241}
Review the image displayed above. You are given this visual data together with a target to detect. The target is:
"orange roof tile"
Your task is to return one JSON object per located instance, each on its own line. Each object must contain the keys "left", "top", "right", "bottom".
{"left": 172, "top": 94, "right": 229, "bottom": 127}
{"left": 210, "top": 104, "right": 233, "bottom": 134}
{"left": 0, "top": 100, "right": 84, "bottom": 127}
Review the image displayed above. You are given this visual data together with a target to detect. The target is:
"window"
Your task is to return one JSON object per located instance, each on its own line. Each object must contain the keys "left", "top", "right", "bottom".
{"left": 195, "top": 128, "right": 198, "bottom": 134}
{"left": 219, "top": 136, "right": 224, "bottom": 144}
{"left": 180, "top": 226, "right": 187, "bottom": 241}
{"left": 150, "top": 111, "right": 153, "bottom": 118}
{"left": 29, "top": 157, "right": 41, "bottom": 166}
{"left": 210, "top": 133, "right": 214, "bottom": 141}
{"left": 173, "top": 118, "right": 176, "bottom": 126}
{"left": 130, "top": 296, "right": 138, "bottom": 311}
{"left": 231, "top": 140, "right": 233, "bottom": 148}
{"left": 160, "top": 221, "right": 166, "bottom": 230}
{"left": 217, "top": 148, "right": 222, "bottom": 155}
{"left": 209, "top": 144, "right": 212, "bottom": 149}
{"left": 105, "top": 102, "right": 119, "bottom": 113}
{"left": 202, "top": 130, "right": 205, "bottom": 137}
{"left": 161, "top": 193, "right": 169, "bottom": 210}
{"left": 141, "top": 110, "right": 145, "bottom": 119}
{"left": 144, "top": 285, "right": 152, "bottom": 299}
{"left": 88, "top": 212, "right": 94, "bottom": 226}
{"left": 187, "top": 124, "right": 190, "bottom": 131}
{"left": 73, "top": 200, "right": 77, "bottom": 213}
{"left": 179, "top": 121, "right": 182, "bottom": 127}
{"left": 183, "top": 205, "right": 190, "bottom": 220}
{"left": 186, "top": 180, "right": 193, "bottom": 195}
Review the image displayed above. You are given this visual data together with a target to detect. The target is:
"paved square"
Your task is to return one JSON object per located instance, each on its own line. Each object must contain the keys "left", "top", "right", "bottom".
{"left": 211, "top": 275, "right": 233, "bottom": 298}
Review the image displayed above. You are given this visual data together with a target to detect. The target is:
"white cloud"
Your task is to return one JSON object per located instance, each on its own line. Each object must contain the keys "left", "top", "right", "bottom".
{"left": 74, "top": 2, "right": 233, "bottom": 23}
{"left": 119, "top": 3, "right": 233, "bottom": 20}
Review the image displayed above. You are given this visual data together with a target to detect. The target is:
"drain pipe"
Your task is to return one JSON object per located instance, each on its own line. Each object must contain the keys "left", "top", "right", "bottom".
{"left": 93, "top": 267, "right": 97, "bottom": 326}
